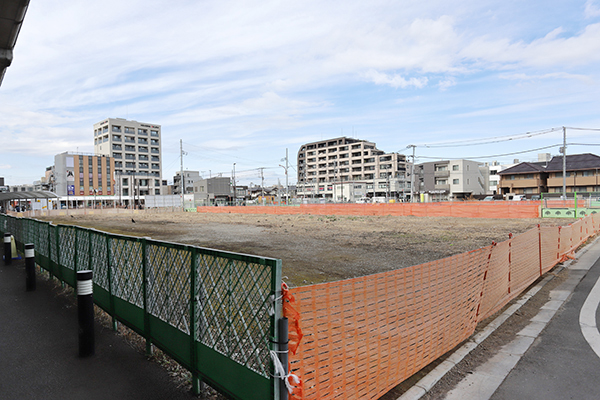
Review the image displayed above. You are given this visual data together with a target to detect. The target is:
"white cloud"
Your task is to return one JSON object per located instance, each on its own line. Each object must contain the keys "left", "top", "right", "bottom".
{"left": 585, "top": 0, "right": 600, "bottom": 18}
{"left": 0, "top": 165, "right": 11, "bottom": 169}
{"left": 364, "top": 70, "right": 428, "bottom": 89}
{"left": 438, "top": 77, "right": 457, "bottom": 91}
{"left": 2, "top": 0, "right": 600, "bottom": 185}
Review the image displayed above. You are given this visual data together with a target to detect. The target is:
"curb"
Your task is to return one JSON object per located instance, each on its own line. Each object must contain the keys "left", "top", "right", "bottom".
{"left": 397, "top": 235, "right": 600, "bottom": 400}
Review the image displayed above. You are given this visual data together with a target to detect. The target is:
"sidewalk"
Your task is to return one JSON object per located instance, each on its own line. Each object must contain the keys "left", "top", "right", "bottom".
{"left": 0, "top": 257, "right": 195, "bottom": 400}
{"left": 442, "top": 237, "right": 600, "bottom": 400}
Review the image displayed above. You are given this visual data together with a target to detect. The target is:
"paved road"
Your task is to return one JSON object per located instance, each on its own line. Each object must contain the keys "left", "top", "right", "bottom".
{"left": 441, "top": 239, "right": 600, "bottom": 400}
{"left": 490, "top": 249, "right": 600, "bottom": 400}
{"left": 0, "top": 258, "right": 195, "bottom": 400}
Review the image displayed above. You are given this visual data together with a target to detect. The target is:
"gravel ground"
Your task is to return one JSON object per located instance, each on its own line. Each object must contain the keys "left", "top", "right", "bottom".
{"left": 37, "top": 211, "right": 577, "bottom": 399}
{"left": 41, "top": 212, "right": 572, "bottom": 288}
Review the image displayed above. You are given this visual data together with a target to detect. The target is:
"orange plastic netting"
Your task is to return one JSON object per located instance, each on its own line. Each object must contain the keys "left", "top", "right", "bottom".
{"left": 196, "top": 202, "right": 540, "bottom": 218}
{"left": 284, "top": 214, "right": 600, "bottom": 399}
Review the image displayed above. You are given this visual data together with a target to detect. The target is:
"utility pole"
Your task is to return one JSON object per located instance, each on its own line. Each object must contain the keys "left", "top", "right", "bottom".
{"left": 286, "top": 148, "right": 289, "bottom": 204}
{"left": 407, "top": 145, "right": 416, "bottom": 202}
{"left": 259, "top": 167, "right": 265, "bottom": 202}
{"left": 179, "top": 139, "right": 185, "bottom": 211}
{"left": 562, "top": 126, "right": 567, "bottom": 200}
{"left": 233, "top": 163, "right": 236, "bottom": 206}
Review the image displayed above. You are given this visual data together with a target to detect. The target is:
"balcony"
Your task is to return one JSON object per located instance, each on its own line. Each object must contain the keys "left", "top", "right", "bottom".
{"left": 434, "top": 183, "right": 450, "bottom": 191}
{"left": 151, "top": 148, "right": 159, "bottom": 154}
{"left": 434, "top": 170, "right": 450, "bottom": 178}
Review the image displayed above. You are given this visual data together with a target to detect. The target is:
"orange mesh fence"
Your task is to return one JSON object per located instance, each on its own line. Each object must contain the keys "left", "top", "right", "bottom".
{"left": 285, "top": 215, "right": 600, "bottom": 400}
{"left": 510, "top": 229, "right": 543, "bottom": 297}
{"left": 196, "top": 202, "right": 540, "bottom": 218}
{"left": 286, "top": 249, "right": 489, "bottom": 399}
{"left": 540, "top": 226, "right": 561, "bottom": 274}
{"left": 477, "top": 240, "right": 511, "bottom": 321}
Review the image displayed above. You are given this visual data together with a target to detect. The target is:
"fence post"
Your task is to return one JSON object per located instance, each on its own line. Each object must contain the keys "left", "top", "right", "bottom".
{"left": 77, "top": 270, "right": 95, "bottom": 357}
{"left": 538, "top": 224, "right": 543, "bottom": 276}
{"left": 508, "top": 233, "right": 513, "bottom": 295}
{"left": 190, "top": 247, "right": 201, "bottom": 395}
{"left": 106, "top": 234, "right": 117, "bottom": 331}
{"left": 4, "top": 232, "right": 11, "bottom": 265}
{"left": 278, "top": 317, "right": 289, "bottom": 400}
{"left": 25, "top": 243, "right": 36, "bottom": 291}
{"left": 142, "top": 238, "right": 152, "bottom": 356}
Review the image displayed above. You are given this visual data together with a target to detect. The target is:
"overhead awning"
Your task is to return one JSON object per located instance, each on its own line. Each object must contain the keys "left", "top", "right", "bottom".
{"left": 0, "top": 0, "right": 30, "bottom": 86}
{"left": 0, "top": 191, "right": 59, "bottom": 201}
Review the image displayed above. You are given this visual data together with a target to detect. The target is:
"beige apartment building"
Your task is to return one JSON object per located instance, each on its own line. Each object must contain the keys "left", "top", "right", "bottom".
{"left": 297, "top": 137, "right": 410, "bottom": 201}
{"left": 54, "top": 152, "right": 115, "bottom": 197}
{"left": 93, "top": 118, "right": 163, "bottom": 200}
{"left": 499, "top": 153, "right": 600, "bottom": 195}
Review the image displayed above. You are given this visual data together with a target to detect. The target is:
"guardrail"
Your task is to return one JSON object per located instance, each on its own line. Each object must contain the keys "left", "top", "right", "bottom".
{"left": 0, "top": 214, "right": 284, "bottom": 400}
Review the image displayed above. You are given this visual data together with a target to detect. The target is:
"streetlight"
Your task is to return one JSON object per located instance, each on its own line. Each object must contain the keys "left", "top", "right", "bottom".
{"left": 406, "top": 145, "right": 416, "bottom": 202}
{"left": 279, "top": 164, "right": 289, "bottom": 205}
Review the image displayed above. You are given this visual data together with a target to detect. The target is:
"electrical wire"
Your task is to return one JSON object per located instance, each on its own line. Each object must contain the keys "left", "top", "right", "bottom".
{"left": 565, "top": 127, "right": 600, "bottom": 131}
{"left": 417, "top": 127, "right": 559, "bottom": 148}
{"left": 417, "top": 144, "right": 561, "bottom": 161}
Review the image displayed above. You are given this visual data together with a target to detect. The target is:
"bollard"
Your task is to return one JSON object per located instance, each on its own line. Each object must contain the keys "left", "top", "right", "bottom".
{"left": 3, "top": 233, "right": 11, "bottom": 265}
{"left": 25, "top": 243, "right": 36, "bottom": 291}
{"left": 77, "top": 270, "right": 95, "bottom": 357}
{"left": 278, "top": 317, "right": 289, "bottom": 400}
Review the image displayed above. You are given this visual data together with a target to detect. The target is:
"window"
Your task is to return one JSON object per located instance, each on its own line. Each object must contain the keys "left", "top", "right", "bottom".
{"left": 112, "top": 126, "right": 121, "bottom": 132}
{"left": 452, "top": 165, "right": 459, "bottom": 171}
{"left": 123, "top": 188, "right": 129, "bottom": 196}
{"left": 453, "top": 179, "right": 459, "bottom": 184}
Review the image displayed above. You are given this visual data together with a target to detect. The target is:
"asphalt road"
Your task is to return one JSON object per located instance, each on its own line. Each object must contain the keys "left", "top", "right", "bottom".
{"left": 0, "top": 257, "right": 195, "bottom": 400}
{"left": 490, "top": 250, "right": 600, "bottom": 400}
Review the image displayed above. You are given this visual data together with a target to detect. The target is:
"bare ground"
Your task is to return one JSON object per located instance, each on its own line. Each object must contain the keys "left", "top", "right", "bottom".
{"left": 38, "top": 211, "right": 577, "bottom": 399}
{"left": 41, "top": 212, "right": 572, "bottom": 288}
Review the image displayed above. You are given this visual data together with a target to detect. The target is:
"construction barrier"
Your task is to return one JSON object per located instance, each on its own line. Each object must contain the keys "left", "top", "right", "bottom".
{"left": 197, "top": 202, "right": 541, "bottom": 219}
{"left": 283, "top": 214, "right": 599, "bottom": 399}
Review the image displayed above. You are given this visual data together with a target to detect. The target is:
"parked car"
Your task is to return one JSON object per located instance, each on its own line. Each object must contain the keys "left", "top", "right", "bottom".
{"left": 482, "top": 196, "right": 495, "bottom": 201}
{"left": 531, "top": 195, "right": 540, "bottom": 201}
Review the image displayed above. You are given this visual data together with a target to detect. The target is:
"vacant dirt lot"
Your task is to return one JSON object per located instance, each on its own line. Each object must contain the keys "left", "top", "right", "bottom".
{"left": 41, "top": 212, "right": 572, "bottom": 287}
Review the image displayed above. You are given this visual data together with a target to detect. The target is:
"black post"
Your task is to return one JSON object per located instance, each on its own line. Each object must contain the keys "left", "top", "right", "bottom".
{"left": 25, "top": 243, "right": 36, "bottom": 291}
{"left": 4, "top": 233, "right": 11, "bottom": 265}
{"left": 278, "top": 317, "right": 289, "bottom": 400}
{"left": 77, "top": 270, "right": 95, "bottom": 357}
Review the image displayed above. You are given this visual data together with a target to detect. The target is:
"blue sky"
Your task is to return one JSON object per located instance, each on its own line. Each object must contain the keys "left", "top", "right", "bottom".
{"left": 1, "top": 0, "right": 600, "bottom": 186}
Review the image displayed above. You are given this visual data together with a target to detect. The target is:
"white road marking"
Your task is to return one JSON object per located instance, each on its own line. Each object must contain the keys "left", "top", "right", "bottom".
{"left": 579, "top": 273, "right": 600, "bottom": 358}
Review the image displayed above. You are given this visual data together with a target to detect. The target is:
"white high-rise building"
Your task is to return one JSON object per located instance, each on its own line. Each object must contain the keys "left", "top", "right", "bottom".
{"left": 93, "top": 118, "right": 162, "bottom": 203}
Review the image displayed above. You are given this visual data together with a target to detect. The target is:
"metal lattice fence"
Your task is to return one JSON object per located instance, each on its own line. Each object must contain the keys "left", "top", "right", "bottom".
{"left": 0, "top": 214, "right": 282, "bottom": 400}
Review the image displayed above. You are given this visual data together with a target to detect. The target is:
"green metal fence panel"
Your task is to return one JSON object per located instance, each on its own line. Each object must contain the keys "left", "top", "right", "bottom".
{"left": 194, "top": 250, "right": 281, "bottom": 399}
{"left": 0, "top": 216, "right": 282, "bottom": 400}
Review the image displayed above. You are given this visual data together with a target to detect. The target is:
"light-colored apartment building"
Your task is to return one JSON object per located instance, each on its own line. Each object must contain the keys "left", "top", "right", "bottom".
{"left": 297, "top": 137, "right": 410, "bottom": 201}
{"left": 416, "top": 160, "right": 489, "bottom": 201}
{"left": 173, "top": 170, "right": 202, "bottom": 195}
{"left": 93, "top": 118, "right": 162, "bottom": 199}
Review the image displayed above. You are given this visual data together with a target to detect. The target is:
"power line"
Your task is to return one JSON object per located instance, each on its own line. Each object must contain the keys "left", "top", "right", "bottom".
{"left": 417, "top": 127, "right": 559, "bottom": 148}
{"left": 565, "top": 127, "right": 600, "bottom": 131}
{"left": 417, "top": 144, "right": 561, "bottom": 161}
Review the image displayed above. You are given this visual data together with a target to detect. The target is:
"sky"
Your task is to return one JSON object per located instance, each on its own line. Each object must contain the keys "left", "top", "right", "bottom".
{"left": 1, "top": 0, "right": 600, "bottom": 187}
